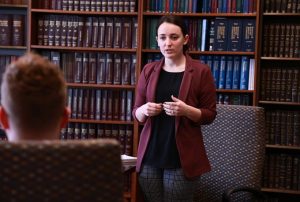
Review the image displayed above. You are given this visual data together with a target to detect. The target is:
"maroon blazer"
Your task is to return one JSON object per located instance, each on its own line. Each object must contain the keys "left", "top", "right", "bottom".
{"left": 132, "top": 55, "right": 217, "bottom": 178}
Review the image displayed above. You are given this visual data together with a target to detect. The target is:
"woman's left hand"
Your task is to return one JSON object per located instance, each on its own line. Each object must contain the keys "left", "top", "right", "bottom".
{"left": 163, "top": 95, "right": 188, "bottom": 116}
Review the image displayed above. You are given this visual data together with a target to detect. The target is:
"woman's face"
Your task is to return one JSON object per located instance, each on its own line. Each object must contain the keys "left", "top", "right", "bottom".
{"left": 156, "top": 22, "right": 189, "bottom": 60}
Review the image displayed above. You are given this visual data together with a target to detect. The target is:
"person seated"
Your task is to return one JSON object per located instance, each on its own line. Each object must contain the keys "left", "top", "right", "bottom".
{"left": 0, "top": 52, "right": 69, "bottom": 142}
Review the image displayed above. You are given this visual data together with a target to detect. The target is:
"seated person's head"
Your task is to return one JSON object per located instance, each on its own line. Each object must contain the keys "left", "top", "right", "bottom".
{"left": 0, "top": 53, "right": 69, "bottom": 141}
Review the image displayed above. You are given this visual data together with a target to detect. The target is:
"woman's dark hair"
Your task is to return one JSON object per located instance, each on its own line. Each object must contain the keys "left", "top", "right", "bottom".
{"left": 156, "top": 15, "right": 189, "bottom": 53}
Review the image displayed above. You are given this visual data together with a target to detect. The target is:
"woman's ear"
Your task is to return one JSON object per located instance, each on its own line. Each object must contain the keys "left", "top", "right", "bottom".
{"left": 183, "top": 35, "right": 189, "bottom": 45}
{"left": 0, "top": 107, "right": 9, "bottom": 129}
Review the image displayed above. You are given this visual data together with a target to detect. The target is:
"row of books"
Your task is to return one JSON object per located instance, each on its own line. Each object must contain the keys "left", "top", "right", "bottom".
{"left": 67, "top": 88, "right": 134, "bottom": 121}
{"left": 265, "top": 110, "right": 300, "bottom": 146}
{"left": 264, "top": 0, "right": 300, "bottom": 13}
{"left": 143, "top": 54, "right": 255, "bottom": 91}
{"left": 200, "top": 55, "right": 255, "bottom": 90}
{"left": 262, "top": 153, "right": 300, "bottom": 190}
{"left": 217, "top": 93, "right": 251, "bottom": 105}
{"left": 145, "top": 0, "right": 257, "bottom": 13}
{"left": 36, "top": 0, "right": 137, "bottom": 12}
{"left": 0, "top": 0, "right": 26, "bottom": 4}
{"left": 42, "top": 51, "right": 136, "bottom": 85}
{"left": 37, "top": 15, "right": 138, "bottom": 48}
{"left": 0, "top": 14, "right": 25, "bottom": 46}
{"left": 0, "top": 55, "right": 19, "bottom": 92}
{"left": 262, "top": 23, "right": 300, "bottom": 58}
{"left": 144, "top": 18, "right": 255, "bottom": 52}
{"left": 61, "top": 123, "right": 133, "bottom": 156}
{"left": 260, "top": 67, "right": 299, "bottom": 103}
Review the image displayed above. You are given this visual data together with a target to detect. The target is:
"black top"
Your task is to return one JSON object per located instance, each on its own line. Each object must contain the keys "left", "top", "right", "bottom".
{"left": 143, "top": 69, "right": 184, "bottom": 168}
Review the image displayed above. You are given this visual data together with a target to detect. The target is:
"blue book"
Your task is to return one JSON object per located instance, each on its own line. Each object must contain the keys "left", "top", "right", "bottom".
{"left": 202, "top": 0, "right": 209, "bottom": 13}
{"left": 218, "top": 56, "right": 227, "bottom": 89}
{"left": 243, "top": 0, "right": 249, "bottom": 13}
{"left": 212, "top": 56, "right": 220, "bottom": 88}
{"left": 242, "top": 19, "right": 256, "bottom": 52}
{"left": 225, "top": 56, "right": 234, "bottom": 89}
{"left": 239, "top": 56, "right": 250, "bottom": 90}
{"left": 206, "top": 55, "right": 213, "bottom": 72}
{"left": 213, "top": 18, "right": 228, "bottom": 51}
{"left": 232, "top": 56, "right": 241, "bottom": 89}
{"left": 169, "top": 0, "right": 174, "bottom": 12}
{"left": 227, "top": 19, "right": 242, "bottom": 51}
{"left": 192, "top": 0, "right": 198, "bottom": 13}
{"left": 199, "top": 55, "right": 207, "bottom": 64}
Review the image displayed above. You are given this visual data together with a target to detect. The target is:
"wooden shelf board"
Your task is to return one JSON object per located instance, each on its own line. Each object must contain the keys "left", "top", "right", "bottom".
{"left": 263, "top": 13, "right": 300, "bottom": 16}
{"left": 261, "top": 57, "right": 300, "bottom": 61}
{"left": 68, "top": 119, "right": 134, "bottom": 125}
{"left": 258, "top": 101, "right": 300, "bottom": 106}
{"left": 142, "top": 12, "right": 257, "bottom": 17}
{"left": 262, "top": 188, "right": 300, "bottom": 195}
{"left": 31, "top": 45, "right": 137, "bottom": 52}
{"left": 67, "top": 83, "right": 135, "bottom": 89}
{"left": 0, "top": 4, "right": 27, "bottom": 8}
{"left": 30, "top": 9, "right": 138, "bottom": 16}
{"left": 217, "top": 89, "right": 254, "bottom": 93}
{"left": 142, "top": 49, "right": 255, "bottom": 55}
{"left": 0, "top": 46, "right": 27, "bottom": 50}
{"left": 266, "top": 145, "right": 300, "bottom": 151}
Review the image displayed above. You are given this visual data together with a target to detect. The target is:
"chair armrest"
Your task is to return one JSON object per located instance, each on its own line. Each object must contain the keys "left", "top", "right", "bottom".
{"left": 222, "top": 186, "right": 266, "bottom": 202}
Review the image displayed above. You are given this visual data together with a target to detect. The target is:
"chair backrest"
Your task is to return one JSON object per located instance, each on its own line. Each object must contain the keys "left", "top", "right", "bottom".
{"left": 0, "top": 139, "right": 123, "bottom": 202}
{"left": 196, "top": 104, "right": 266, "bottom": 202}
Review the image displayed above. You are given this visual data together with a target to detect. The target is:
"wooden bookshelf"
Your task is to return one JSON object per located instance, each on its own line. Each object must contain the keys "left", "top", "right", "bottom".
{"left": 258, "top": 0, "right": 300, "bottom": 200}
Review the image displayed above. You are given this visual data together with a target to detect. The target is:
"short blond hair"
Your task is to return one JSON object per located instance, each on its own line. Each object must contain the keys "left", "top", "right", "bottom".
{"left": 1, "top": 53, "right": 66, "bottom": 132}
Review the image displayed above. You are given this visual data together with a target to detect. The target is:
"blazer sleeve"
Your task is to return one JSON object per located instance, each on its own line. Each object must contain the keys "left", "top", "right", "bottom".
{"left": 132, "top": 64, "right": 151, "bottom": 124}
{"left": 197, "top": 65, "right": 217, "bottom": 125}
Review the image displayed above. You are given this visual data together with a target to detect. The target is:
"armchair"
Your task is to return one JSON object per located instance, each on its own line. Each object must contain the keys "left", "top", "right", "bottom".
{"left": 195, "top": 104, "right": 266, "bottom": 202}
{"left": 0, "top": 139, "right": 123, "bottom": 202}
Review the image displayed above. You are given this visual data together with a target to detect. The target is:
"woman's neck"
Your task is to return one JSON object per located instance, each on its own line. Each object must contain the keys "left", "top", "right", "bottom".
{"left": 163, "top": 54, "right": 186, "bottom": 72}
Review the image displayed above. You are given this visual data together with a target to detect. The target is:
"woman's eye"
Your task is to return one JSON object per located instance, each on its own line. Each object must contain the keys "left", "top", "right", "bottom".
{"left": 171, "top": 36, "right": 179, "bottom": 40}
{"left": 159, "top": 37, "right": 166, "bottom": 40}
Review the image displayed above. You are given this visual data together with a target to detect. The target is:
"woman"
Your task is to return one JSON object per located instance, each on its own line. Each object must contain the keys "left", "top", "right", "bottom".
{"left": 132, "top": 15, "right": 217, "bottom": 201}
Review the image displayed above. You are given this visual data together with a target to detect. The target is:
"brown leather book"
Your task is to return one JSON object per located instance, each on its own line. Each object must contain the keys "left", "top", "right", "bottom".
{"left": 77, "top": 88, "right": 83, "bottom": 119}
{"left": 101, "top": 90, "right": 108, "bottom": 120}
{"left": 54, "top": 15, "right": 62, "bottom": 46}
{"left": 105, "top": 53, "right": 114, "bottom": 84}
{"left": 37, "top": 16, "right": 44, "bottom": 45}
{"left": 82, "top": 89, "right": 90, "bottom": 119}
{"left": 71, "top": 88, "right": 78, "bottom": 119}
{"left": 131, "top": 18, "right": 138, "bottom": 48}
{"left": 105, "top": 17, "right": 114, "bottom": 48}
{"left": 113, "top": 53, "right": 121, "bottom": 85}
{"left": 126, "top": 90, "right": 133, "bottom": 121}
{"left": 72, "top": 16, "right": 79, "bottom": 47}
{"left": 83, "top": 16, "right": 93, "bottom": 47}
{"left": 107, "top": 90, "right": 113, "bottom": 120}
{"left": 82, "top": 52, "right": 89, "bottom": 83}
{"left": 130, "top": 54, "right": 136, "bottom": 85}
{"left": 12, "top": 14, "right": 25, "bottom": 46}
{"left": 107, "top": 0, "right": 113, "bottom": 12}
{"left": 121, "top": 18, "right": 132, "bottom": 48}
{"left": 0, "top": 15, "right": 11, "bottom": 46}
{"left": 121, "top": 54, "right": 131, "bottom": 85}
{"left": 95, "top": 89, "right": 102, "bottom": 120}
{"left": 74, "top": 52, "right": 83, "bottom": 83}
{"left": 89, "top": 89, "right": 96, "bottom": 120}
{"left": 96, "top": 124, "right": 104, "bottom": 138}
{"left": 88, "top": 123, "right": 96, "bottom": 139}
{"left": 48, "top": 15, "right": 55, "bottom": 46}
{"left": 113, "top": 17, "right": 122, "bottom": 48}
{"left": 119, "top": 90, "right": 126, "bottom": 121}
{"left": 77, "top": 16, "right": 84, "bottom": 47}
{"left": 96, "top": 53, "right": 106, "bottom": 84}
{"left": 60, "top": 15, "right": 68, "bottom": 46}
{"left": 113, "top": 90, "right": 120, "bottom": 120}
{"left": 97, "top": 17, "right": 106, "bottom": 48}
{"left": 91, "top": 17, "right": 99, "bottom": 47}
{"left": 125, "top": 125, "right": 133, "bottom": 155}
{"left": 88, "top": 52, "right": 97, "bottom": 83}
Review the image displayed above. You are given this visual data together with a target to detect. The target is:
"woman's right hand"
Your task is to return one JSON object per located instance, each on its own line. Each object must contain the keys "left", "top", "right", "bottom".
{"left": 140, "top": 102, "right": 163, "bottom": 117}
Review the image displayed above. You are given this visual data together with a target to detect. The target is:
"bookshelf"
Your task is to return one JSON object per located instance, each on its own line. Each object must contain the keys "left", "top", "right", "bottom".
{"left": 258, "top": 0, "right": 300, "bottom": 201}
{"left": 140, "top": 0, "right": 260, "bottom": 107}
{"left": 0, "top": 0, "right": 28, "bottom": 61}
{"left": 28, "top": 1, "right": 139, "bottom": 202}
